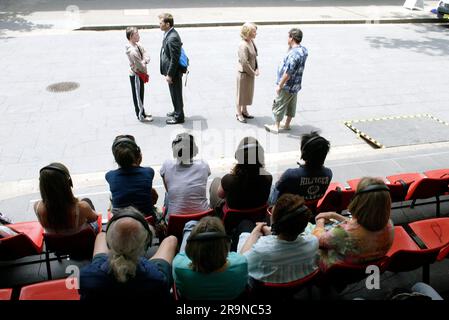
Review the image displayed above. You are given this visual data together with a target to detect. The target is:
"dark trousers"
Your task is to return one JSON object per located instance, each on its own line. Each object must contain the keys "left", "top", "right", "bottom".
{"left": 130, "top": 75, "right": 146, "bottom": 120}
{"left": 168, "top": 74, "right": 184, "bottom": 120}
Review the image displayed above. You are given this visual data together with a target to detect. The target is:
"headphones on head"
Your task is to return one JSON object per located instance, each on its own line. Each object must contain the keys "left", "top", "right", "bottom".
{"left": 354, "top": 184, "right": 390, "bottom": 197}
{"left": 300, "top": 135, "right": 328, "bottom": 153}
{"left": 235, "top": 142, "right": 263, "bottom": 165}
{"left": 271, "top": 205, "right": 309, "bottom": 235}
{"left": 187, "top": 231, "right": 231, "bottom": 242}
{"left": 172, "top": 133, "right": 198, "bottom": 159}
{"left": 112, "top": 135, "right": 141, "bottom": 154}
{"left": 39, "top": 164, "right": 73, "bottom": 187}
{"left": 106, "top": 209, "right": 152, "bottom": 250}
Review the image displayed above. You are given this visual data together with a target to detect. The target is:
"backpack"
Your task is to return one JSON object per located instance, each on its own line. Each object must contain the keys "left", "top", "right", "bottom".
{"left": 179, "top": 47, "right": 189, "bottom": 73}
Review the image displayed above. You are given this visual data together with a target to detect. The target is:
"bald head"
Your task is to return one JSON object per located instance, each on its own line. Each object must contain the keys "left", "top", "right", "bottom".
{"left": 113, "top": 218, "right": 142, "bottom": 239}
{"left": 106, "top": 217, "right": 148, "bottom": 255}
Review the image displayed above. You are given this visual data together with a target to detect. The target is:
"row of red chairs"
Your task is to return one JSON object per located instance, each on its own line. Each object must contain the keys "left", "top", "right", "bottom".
{"left": 315, "top": 168, "right": 449, "bottom": 216}
{"left": 0, "top": 279, "right": 80, "bottom": 301}
{"left": 0, "top": 215, "right": 102, "bottom": 279}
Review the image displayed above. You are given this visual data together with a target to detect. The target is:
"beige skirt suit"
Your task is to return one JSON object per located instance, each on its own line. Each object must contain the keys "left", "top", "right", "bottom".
{"left": 236, "top": 39, "right": 258, "bottom": 106}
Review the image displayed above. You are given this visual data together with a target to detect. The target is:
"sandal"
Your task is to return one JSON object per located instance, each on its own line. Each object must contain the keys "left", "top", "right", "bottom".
{"left": 236, "top": 114, "right": 247, "bottom": 123}
{"left": 242, "top": 112, "right": 254, "bottom": 119}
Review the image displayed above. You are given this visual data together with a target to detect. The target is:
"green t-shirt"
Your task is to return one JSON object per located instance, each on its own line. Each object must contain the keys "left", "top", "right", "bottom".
{"left": 173, "top": 252, "right": 248, "bottom": 300}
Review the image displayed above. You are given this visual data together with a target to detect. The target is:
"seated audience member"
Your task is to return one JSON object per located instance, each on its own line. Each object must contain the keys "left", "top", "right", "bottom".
{"left": 270, "top": 131, "right": 332, "bottom": 204}
{"left": 312, "top": 177, "right": 394, "bottom": 270}
{"left": 35, "top": 162, "right": 99, "bottom": 234}
{"left": 106, "top": 135, "right": 157, "bottom": 218}
{"left": 160, "top": 133, "right": 210, "bottom": 217}
{"left": 388, "top": 282, "right": 443, "bottom": 301}
{"left": 0, "top": 225, "right": 18, "bottom": 238}
{"left": 173, "top": 216, "right": 248, "bottom": 300}
{"left": 237, "top": 194, "right": 318, "bottom": 284}
{"left": 209, "top": 136, "right": 272, "bottom": 213}
{"left": 355, "top": 282, "right": 444, "bottom": 301}
{"left": 79, "top": 206, "right": 178, "bottom": 301}
{"left": 0, "top": 212, "right": 12, "bottom": 225}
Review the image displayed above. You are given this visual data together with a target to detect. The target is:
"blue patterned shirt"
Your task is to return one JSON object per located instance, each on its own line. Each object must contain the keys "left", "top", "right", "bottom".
{"left": 276, "top": 45, "right": 308, "bottom": 94}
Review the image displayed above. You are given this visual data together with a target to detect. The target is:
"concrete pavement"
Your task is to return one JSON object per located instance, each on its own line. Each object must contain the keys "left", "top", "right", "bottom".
{"left": 0, "top": 0, "right": 443, "bottom": 36}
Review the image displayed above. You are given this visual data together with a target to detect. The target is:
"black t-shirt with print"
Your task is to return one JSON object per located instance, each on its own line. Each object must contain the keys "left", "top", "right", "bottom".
{"left": 275, "top": 165, "right": 333, "bottom": 201}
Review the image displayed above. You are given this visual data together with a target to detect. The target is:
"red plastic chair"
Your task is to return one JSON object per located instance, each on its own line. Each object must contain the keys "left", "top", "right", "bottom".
{"left": 44, "top": 215, "right": 101, "bottom": 279}
{"left": 408, "top": 179, "right": 448, "bottom": 216}
{"left": 222, "top": 203, "right": 268, "bottom": 231}
{"left": 0, "top": 221, "right": 44, "bottom": 261}
{"left": 318, "top": 257, "right": 389, "bottom": 293}
{"left": 19, "top": 278, "right": 80, "bottom": 300}
{"left": 316, "top": 182, "right": 355, "bottom": 214}
{"left": 387, "top": 172, "right": 446, "bottom": 216}
{"left": 347, "top": 177, "right": 409, "bottom": 203}
{"left": 424, "top": 168, "right": 449, "bottom": 194}
{"left": 408, "top": 218, "right": 449, "bottom": 261}
{"left": 386, "top": 172, "right": 424, "bottom": 186}
{"left": 166, "top": 209, "right": 215, "bottom": 240}
{"left": 387, "top": 226, "right": 441, "bottom": 283}
{"left": 250, "top": 269, "right": 321, "bottom": 300}
{"left": 0, "top": 288, "right": 13, "bottom": 300}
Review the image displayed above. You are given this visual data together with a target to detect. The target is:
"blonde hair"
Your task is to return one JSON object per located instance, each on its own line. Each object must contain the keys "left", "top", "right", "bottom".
{"left": 185, "top": 217, "right": 230, "bottom": 273}
{"left": 240, "top": 22, "right": 257, "bottom": 40}
{"left": 348, "top": 177, "right": 391, "bottom": 232}
{"left": 107, "top": 217, "right": 148, "bottom": 283}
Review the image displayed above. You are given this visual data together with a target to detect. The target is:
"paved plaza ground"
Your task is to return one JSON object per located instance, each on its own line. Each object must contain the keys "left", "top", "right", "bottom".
{"left": 1, "top": 0, "right": 449, "bottom": 302}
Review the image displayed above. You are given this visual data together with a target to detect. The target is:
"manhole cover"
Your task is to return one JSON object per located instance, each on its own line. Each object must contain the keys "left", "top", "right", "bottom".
{"left": 46, "top": 82, "right": 79, "bottom": 93}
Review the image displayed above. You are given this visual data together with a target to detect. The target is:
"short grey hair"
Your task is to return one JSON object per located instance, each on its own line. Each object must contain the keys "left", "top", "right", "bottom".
{"left": 106, "top": 216, "right": 148, "bottom": 283}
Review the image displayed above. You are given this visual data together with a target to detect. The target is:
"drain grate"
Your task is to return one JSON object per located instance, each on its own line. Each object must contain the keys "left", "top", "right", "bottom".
{"left": 46, "top": 82, "right": 79, "bottom": 93}
{"left": 345, "top": 114, "right": 449, "bottom": 148}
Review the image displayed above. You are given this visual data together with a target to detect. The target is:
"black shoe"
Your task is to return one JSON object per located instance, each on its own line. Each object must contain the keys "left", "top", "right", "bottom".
{"left": 242, "top": 112, "right": 254, "bottom": 119}
{"left": 166, "top": 118, "right": 185, "bottom": 125}
{"left": 166, "top": 111, "right": 175, "bottom": 117}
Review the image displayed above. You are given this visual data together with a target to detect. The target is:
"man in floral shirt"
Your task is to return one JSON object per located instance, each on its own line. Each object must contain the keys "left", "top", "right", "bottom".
{"left": 265, "top": 28, "right": 308, "bottom": 134}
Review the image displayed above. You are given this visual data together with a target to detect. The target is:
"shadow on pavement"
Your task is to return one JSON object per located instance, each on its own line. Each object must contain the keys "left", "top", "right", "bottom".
{"left": 0, "top": 11, "right": 52, "bottom": 37}
{"left": 365, "top": 23, "right": 449, "bottom": 57}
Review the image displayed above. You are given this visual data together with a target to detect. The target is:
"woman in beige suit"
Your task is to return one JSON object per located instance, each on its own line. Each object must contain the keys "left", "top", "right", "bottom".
{"left": 236, "top": 22, "right": 259, "bottom": 123}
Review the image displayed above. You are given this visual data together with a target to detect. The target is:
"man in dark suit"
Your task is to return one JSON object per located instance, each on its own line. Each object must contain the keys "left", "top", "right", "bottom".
{"left": 159, "top": 13, "right": 185, "bottom": 124}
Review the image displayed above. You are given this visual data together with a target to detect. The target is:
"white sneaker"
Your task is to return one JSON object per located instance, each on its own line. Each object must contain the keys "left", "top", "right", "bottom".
{"left": 264, "top": 124, "right": 279, "bottom": 134}
{"left": 140, "top": 115, "right": 153, "bottom": 122}
{"left": 280, "top": 123, "right": 291, "bottom": 130}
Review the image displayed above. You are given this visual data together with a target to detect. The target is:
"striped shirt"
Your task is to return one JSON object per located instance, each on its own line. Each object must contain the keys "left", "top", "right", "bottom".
{"left": 238, "top": 231, "right": 319, "bottom": 284}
